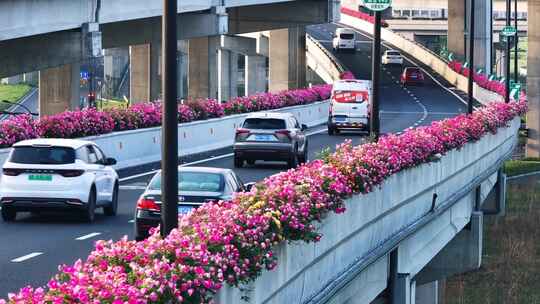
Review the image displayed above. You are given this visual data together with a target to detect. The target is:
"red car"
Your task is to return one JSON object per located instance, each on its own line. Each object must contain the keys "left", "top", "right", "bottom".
{"left": 400, "top": 67, "right": 425, "bottom": 86}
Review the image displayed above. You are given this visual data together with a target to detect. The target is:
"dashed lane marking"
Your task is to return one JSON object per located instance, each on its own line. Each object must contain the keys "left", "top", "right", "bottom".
{"left": 75, "top": 232, "right": 102, "bottom": 241}
{"left": 11, "top": 252, "right": 43, "bottom": 263}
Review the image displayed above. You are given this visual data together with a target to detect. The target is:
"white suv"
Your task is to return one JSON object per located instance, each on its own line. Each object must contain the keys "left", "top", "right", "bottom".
{"left": 0, "top": 139, "right": 119, "bottom": 222}
{"left": 328, "top": 79, "right": 372, "bottom": 135}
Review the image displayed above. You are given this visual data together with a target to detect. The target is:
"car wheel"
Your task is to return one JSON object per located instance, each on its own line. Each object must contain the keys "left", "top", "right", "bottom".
{"left": 84, "top": 187, "right": 96, "bottom": 223}
{"left": 328, "top": 125, "right": 335, "bottom": 136}
{"left": 234, "top": 155, "right": 243, "bottom": 168}
{"left": 288, "top": 152, "right": 299, "bottom": 169}
{"left": 104, "top": 182, "right": 118, "bottom": 216}
{"left": 298, "top": 144, "right": 308, "bottom": 164}
{"left": 1, "top": 206, "right": 16, "bottom": 222}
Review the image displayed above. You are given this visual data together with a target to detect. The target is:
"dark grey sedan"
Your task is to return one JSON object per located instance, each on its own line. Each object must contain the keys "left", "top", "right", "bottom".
{"left": 134, "top": 166, "right": 251, "bottom": 241}
{"left": 233, "top": 112, "right": 308, "bottom": 168}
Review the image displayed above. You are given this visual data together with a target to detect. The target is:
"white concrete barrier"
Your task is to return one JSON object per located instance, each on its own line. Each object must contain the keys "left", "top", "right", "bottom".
{"left": 340, "top": 14, "right": 504, "bottom": 105}
{"left": 306, "top": 35, "right": 345, "bottom": 83}
{"left": 0, "top": 101, "right": 330, "bottom": 170}
{"left": 216, "top": 118, "right": 519, "bottom": 303}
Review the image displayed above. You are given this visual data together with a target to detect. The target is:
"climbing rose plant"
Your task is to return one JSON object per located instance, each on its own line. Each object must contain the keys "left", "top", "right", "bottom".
{"left": 0, "top": 98, "right": 527, "bottom": 304}
{"left": 0, "top": 85, "right": 331, "bottom": 148}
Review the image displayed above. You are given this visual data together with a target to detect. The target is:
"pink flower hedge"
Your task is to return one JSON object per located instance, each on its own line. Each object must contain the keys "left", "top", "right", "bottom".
{"left": 0, "top": 85, "right": 331, "bottom": 148}
{"left": 1, "top": 99, "right": 527, "bottom": 304}
{"left": 448, "top": 60, "right": 509, "bottom": 97}
{"left": 341, "top": 7, "right": 389, "bottom": 27}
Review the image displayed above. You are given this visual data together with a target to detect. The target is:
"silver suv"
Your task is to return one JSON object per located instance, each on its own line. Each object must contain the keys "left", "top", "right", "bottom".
{"left": 233, "top": 112, "right": 308, "bottom": 168}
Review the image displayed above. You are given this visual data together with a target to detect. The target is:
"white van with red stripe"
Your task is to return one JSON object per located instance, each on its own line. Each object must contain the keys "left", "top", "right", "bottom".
{"left": 328, "top": 79, "right": 371, "bottom": 135}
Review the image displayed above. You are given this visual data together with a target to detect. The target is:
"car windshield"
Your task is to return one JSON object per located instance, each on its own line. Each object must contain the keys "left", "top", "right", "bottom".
{"left": 243, "top": 118, "right": 286, "bottom": 130}
{"left": 10, "top": 146, "right": 75, "bottom": 164}
{"left": 149, "top": 171, "right": 224, "bottom": 192}
{"left": 340, "top": 33, "right": 354, "bottom": 39}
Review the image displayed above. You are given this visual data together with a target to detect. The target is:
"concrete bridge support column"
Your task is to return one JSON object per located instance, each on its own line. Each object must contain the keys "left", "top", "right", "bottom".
{"left": 38, "top": 63, "right": 80, "bottom": 116}
{"left": 218, "top": 49, "right": 239, "bottom": 102}
{"left": 269, "top": 27, "right": 306, "bottom": 92}
{"left": 246, "top": 55, "right": 267, "bottom": 95}
{"left": 467, "top": 0, "right": 492, "bottom": 73}
{"left": 188, "top": 37, "right": 219, "bottom": 99}
{"left": 448, "top": 0, "right": 466, "bottom": 59}
{"left": 415, "top": 281, "right": 438, "bottom": 304}
{"left": 129, "top": 43, "right": 161, "bottom": 104}
{"left": 526, "top": 0, "right": 540, "bottom": 157}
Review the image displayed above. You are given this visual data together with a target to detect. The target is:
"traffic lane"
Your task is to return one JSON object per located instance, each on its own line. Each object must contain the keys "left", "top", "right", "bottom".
{"left": 0, "top": 189, "right": 141, "bottom": 298}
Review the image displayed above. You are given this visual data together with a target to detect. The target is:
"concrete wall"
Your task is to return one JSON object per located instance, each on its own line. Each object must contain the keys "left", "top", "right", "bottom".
{"left": 215, "top": 118, "right": 520, "bottom": 304}
{"left": 340, "top": 14, "right": 504, "bottom": 105}
{"left": 0, "top": 101, "right": 329, "bottom": 170}
{"left": 306, "top": 35, "right": 345, "bottom": 83}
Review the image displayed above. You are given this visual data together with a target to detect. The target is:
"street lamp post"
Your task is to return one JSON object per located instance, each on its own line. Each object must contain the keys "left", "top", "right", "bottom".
{"left": 161, "top": 0, "right": 179, "bottom": 237}
{"left": 370, "top": 11, "right": 381, "bottom": 141}
{"left": 505, "top": 0, "right": 511, "bottom": 103}
{"left": 514, "top": 0, "right": 519, "bottom": 82}
{"left": 467, "top": 0, "right": 475, "bottom": 114}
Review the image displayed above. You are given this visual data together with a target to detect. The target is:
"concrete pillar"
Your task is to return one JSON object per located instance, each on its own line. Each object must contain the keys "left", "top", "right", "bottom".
{"left": 466, "top": 0, "right": 492, "bottom": 73}
{"left": 38, "top": 63, "right": 80, "bottom": 116}
{"left": 218, "top": 49, "right": 239, "bottom": 102}
{"left": 393, "top": 274, "right": 414, "bottom": 304}
{"left": 526, "top": 0, "right": 540, "bottom": 157}
{"left": 269, "top": 27, "right": 306, "bottom": 92}
{"left": 415, "top": 281, "right": 438, "bottom": 304}
{"left": 129, "top": 43, "right": 161, "bottom": 104}
{"left": 448, "top": 0, "right": 466, "bottom": 59}
{"left": 188, "top": 37, "right": 218, "bottom": 99}
{"left": 246, "top": 55, "right": 267, "bottom": 95}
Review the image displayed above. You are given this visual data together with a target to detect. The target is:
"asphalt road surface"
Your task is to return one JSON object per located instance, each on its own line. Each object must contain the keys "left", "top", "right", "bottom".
{"left": 0, "top": 23, "right": 467, "bottom": 298}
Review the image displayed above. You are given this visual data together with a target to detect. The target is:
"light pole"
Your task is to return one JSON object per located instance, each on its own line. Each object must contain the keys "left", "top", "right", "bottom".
{"left": 505, "top": 0, "right": 511, "bottom": 103}
{"left": 514, "top": 0, "right": 519, "bottom": 82}
{"left": 161, "top": 0, "right": 179, "bottom": 237}
{"left": 370, "top": 11, "right": 381, "bottom": 141}
{"left": 467, "top": 0, "right": 475, "bottom": 114}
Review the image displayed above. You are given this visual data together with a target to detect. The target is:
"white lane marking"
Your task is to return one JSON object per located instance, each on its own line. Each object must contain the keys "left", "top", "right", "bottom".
{"left": 119, "top": 126, "right": 329, "bottom": 182}
{"left": 120, "top": 185, "right": 147, "bottom": 190}
{"left": 75, "top": 232, "right": 102, "bottom": 241}
{"left": 11, "top": 252, "right": 43, "bottom": 263}
{"left": 128, "top": 219, "right": 135, "bottom": 223}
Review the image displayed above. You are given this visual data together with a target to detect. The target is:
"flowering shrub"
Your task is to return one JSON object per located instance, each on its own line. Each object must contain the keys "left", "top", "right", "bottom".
{"left": 1, "top": 99, "right": 527, "bottom": 304}
{"left": 448, "top": 60, "right": 511, "bottom": 98}
{"left": 341, "top": 7, "right": 389, "bottom": 27}
{"left": 0, "top": 85, "right": 331, "bottom": 148}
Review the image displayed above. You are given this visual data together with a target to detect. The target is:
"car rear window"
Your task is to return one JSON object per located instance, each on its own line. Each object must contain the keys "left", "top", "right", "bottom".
{"left": 9, "top": 146, "right": 76, "bottom": 165}
{"left": 243, "top": 118, "right": 286, "bottom": 130}
{"left": 340, "top": 33, "right": 354, "bottom": 39}
{"left": 387, "top": 51, "right": 401, "bottom": 56}
{"left": 149, "top": 172, "right": 224, "bottom": 192}
{"left": 406, "top": 68, "right": 422, "bottom": 74}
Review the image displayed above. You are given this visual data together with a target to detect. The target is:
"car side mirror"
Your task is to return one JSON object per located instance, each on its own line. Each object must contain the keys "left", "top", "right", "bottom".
{"left": 244, "top": 182, "right": 256, "bottom": 192}
{"left": 104, "top": 157, "right": 117, "bottom": 166}
{"left": 301, "top": 124, "right": 308, "bottom": 131}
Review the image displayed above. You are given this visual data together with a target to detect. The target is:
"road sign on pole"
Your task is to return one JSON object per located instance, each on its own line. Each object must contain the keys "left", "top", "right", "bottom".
{"left": 363, "top": 0, "right": 392, "bottom": 11}
{"left": 501, "top": 26, "right": 517, "bottom": 37}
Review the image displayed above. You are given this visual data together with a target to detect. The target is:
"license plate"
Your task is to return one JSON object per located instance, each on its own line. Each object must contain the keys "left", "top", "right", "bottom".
{"left": 411, "top": 75, "right": 417, "bottom": 79}
{"left": 28, "top": 174, "right": 52, "bottom": 181}
{"left": 253, "top": 134, "right": 276, "bottom": 141}
{"left": 350, "top": 118, "right": 364, "bottom": 123}
{"left": 178, "top": 205, "right": 194, "bottom": 215}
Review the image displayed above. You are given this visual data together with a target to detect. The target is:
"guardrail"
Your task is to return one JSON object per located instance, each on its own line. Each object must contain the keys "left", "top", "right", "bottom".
{"left": 0, "top": 100, "right": 330, "bottom": 169}
{"left": 340, "top": 14, "right": 504, "bottom": 105}
{"left": 216, "top": 117, "right": 520, "bottom": 303}
{"left": 306, "top": 34, "right": 345, "bottom": 83}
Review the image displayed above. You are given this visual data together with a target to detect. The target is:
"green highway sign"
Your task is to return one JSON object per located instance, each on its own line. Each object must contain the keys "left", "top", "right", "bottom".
{"left": 363, "top": 0, "right": 392, "bottom": 11}
{"left": 501, "top": 26, "right": 517, "bottom": 37}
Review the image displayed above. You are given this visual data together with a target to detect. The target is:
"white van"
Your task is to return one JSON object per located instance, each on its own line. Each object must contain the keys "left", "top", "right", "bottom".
{"left": 328, "top": 79, "right": 372, "bottom": 135}
{"left": 332, "top": 28, "right": 356, "bottom": 52}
